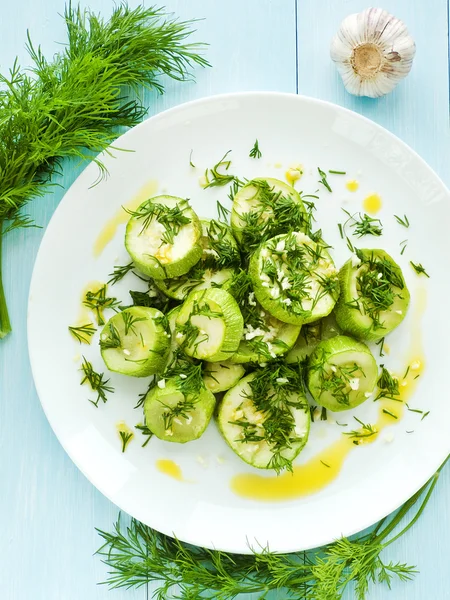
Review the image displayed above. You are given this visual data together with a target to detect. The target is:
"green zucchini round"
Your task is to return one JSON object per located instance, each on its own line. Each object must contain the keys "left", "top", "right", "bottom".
{"left": 125, "top": 195, "right": 203, "bottom": 280}
{"left": 99, "top": 307, "right": 170, "bottom": 377}
{"left": 231, "top": 177, "right": 308, "bottom": 248}
{"left": 249, "top": 231, "right": 340, "bottom": 326}
{"left": 217, "top": 370, "right": 310, "bottom": 471}
{"left": 175, "top": 288, "right": 244, "bottom": 362}
{"left": 307, "top": 335, "right": 378, "bottom": 411}
{"left": 144, "top": 377, "right": 215, "bottom": 443}
{"left": 335, "top": 249, "right": 410, "bottom": 342}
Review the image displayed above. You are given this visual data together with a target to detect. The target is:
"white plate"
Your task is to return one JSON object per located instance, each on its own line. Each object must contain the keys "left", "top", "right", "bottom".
{"left": 28, "top": 92, "right": 450, "bottom": 553}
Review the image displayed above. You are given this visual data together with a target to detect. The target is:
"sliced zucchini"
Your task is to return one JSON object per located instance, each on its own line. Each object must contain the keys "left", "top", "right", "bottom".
{"left": 154, "top": 219, "right": 240, "bottom": 300}
{"left": 249, "top": 231, "right": 340, "bottom": 326}
{"left": 125, "top": 195, "right": 203, "bottom": 280}
{"left": 176, "top": 288, "right": 244, "bottom": 362}
{"left": 231, "top": 178, "right": 309, "bottom": 249}
{"left": 227, "top": 270, "right": 300, "bottom": 364}
{"left": 307, "top": 335, "right": 378, "bottom": 412}
{"left": 99, "top": 307, "right": 170, "bottom": 377}
{"left": 144, "top": 376, "right": 215, "bottom": 443}
{"left": 217, "top": 367, "right": 310, "bottom": 472}
{"left": 285, "top": 313, "right": 341, "bottom": 364}
{"left": 203, "top": 361, "right": 245, "bottom": 393}
{"left": 335, "top": 249, "right": 410, "bottom": 342}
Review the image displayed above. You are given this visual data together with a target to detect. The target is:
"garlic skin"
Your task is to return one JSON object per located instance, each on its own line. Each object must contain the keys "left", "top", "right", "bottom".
{"left": 330, "top": 8, "right": 416, "bottom": 98}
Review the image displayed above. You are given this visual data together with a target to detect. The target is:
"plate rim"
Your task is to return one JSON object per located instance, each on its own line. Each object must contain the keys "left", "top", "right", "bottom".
{"left": 27, "top": 91, "right": 450, "bottom": 554}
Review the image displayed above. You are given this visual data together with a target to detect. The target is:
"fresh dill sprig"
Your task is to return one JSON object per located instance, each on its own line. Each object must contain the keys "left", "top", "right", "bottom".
{"left": 125, "top": 199, "right": 191, "bottom": 243}
{"left": 344, "top": 416, "right": 377, "bottom": 444}
{"left": 328, "top": 169, "right": 346, "bottom": 175}
{"left": 0, "top": 2, "right": 209, "bottom": 339}
{"left": 400, "top": 239, "right": 408, "bottom": 255}
{"left": 376, "top": 365, "right": 400, "bottom": 401}
{"left": 83, "top": 284, "right": 121, "bottom": 325}
{"left": 341, "top": 209, "right": 383, "bottom": 238}
{"left": 108, "top": 263, "right": 134, "bottom": 285}
{"left": 216, "top": 201, "right": 231, "bottom": 222}
{"left": 95, "top": 458, "right": 449, "bottom": 597}
{"left": 317, "top": 167, "right": 332, "bottom": 192}
{"left": 410, "top": 261, "right": 430, "bottom": 278}
{"left": 249, "top": 139, "right": 262, "bottom": 159}
{"left": 376, "top": 337, "right": 385, "bottom": 357}
{"left": 119, "top": 430, "right": 133, "bottom": 453}
{"left": 394, "top": 214, "right": 410, "bottom": 228}
{"left": 68, "top": 322, "right": 97, "bottom": 344}
{"left": 134, "top": 423, "right": 153, "bottom": 447}
{"left": 189, "top": 149, "right": 196, "bottom": 168}
{"left": 80, "top": 357, "right": 114, "bottom": 407}
{"left": 203, "top": 151, "right": 244, "bottom": 190}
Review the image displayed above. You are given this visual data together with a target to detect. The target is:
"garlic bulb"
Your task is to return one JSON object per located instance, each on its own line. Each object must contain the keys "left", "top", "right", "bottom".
{"left": 330, "top": 8, "right": 416, "bottom": 98}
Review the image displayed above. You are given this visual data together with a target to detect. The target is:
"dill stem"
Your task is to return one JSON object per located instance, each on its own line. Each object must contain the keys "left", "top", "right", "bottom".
{"left": 373, "top": 455, "right": 449, "bottom": 547}
{"left": 0, "top": 225, "right": 12, "bottom": 339}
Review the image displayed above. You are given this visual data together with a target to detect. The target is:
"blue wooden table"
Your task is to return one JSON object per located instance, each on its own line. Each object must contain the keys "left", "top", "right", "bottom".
{"left": 1, "top": 1, "right": 449, "bottom": 598}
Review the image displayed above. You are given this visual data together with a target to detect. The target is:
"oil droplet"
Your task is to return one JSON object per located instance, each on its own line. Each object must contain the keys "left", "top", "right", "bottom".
{"left": 346, "top": 180, "right": 359, "bottom": 192}
{"left": 93, "top": 180, "right": 158, "bottom": 257}
{"left": 231, "top": 288, "right": 427, "bottom": 502}
{"left": 363, "top": 193, "right": 382, "bottom": 214}
{"left": 156, "top": 459, "right": 184, "bottom": 481}
{"left": 76, "top": 280, "right": 106, "bottom": 325}
{"left": 274, "top": 162, "right": 282, "bottom": 169}
{"left": 285, "top": 164, "right": 303, "bottom": 187}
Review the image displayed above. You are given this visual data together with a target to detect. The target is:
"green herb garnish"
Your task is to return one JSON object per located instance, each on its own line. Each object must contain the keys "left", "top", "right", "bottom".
{"left": 80, "top": 357, "right": 114, "bottom": 407}
{"left": 68, "top": 322, "right": 97, "bottom": 344}
{"left": 410, "top": 261, "right": 430, "bottom": 278}
{"left": 249, "top": 139, "right": 262, "bottom": 159}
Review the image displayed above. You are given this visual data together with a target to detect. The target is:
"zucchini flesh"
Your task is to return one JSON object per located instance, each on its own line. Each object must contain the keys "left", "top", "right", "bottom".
{"left": 125, "top": 195, "right": 203, "bottom": 280}
{"left": 231, "top": 178, "right": 309, "bottom": 249}
{"left": 285, "top": 313, "right": 341, "bottom": 364}
{"left": 307, "top": 335, "right": 378, "bottom": 411}
{"left": 176, "top": 288, "right": 244, "bottom": 362}
{"left": 217, "top": 369, "right": 310, "bottom": 471}
{"left": 249, "top": 231, "right": 339, "bottom": 326}
{"left": 100, "top": 307, "right": 170, "bottom": 377}
{"left": 154, "top": 219, "right": 240, "bottom": 300}
{"left": 203, "top": 361, "right": 245, "bottom": 393}
{"left": 335, "top": 249, "right": 410, "bottom": 342}
{"left": 144, "top": 377, "right": 215, "bottom": 443}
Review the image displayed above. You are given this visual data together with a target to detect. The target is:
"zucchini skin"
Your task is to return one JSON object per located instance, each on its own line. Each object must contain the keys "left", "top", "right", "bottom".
{"left": 307, "top": 335, "right": 378, "bottom": 412}
{"left": 335, "top": 249, "right": 410, "bottom": 342}
{"left": 125, "top": 195, "right": 203, "bottom": 280}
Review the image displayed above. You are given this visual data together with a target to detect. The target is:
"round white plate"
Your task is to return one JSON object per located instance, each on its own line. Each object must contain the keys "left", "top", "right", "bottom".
{"left": 28, "top": 92, "right": 450, "bottom": 553}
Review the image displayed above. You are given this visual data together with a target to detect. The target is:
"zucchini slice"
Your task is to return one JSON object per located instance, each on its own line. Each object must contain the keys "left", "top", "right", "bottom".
{"left": 249, "top": 231, "right": 340, "bottom": 326}
{"left": 125, "top": 195, "right": 203, "bottom": 280}
{"left": 231, "top": 178, "right": 309, "bottom": 249}
{"left": 203, "top": 361, "right": 245, "bottom": 393}
{"left": 99, "top": 307, "right": 170, "bottom": 377}
{"left": 227, "top": 270, "right": 300, "bottom": 364}
{"left": 144, "top": 375, "right": 215, "bottom": 443}
{"left": 285, "top": 313, "right": 341, "bottom": 364}
{"left": 175, "top": 288, "right": 244, "bottom": 362}
{"left": 335, "top": 249, "right": 410, "bottom": 342}
{"left": 217, "top": 367, "right": 310, "bottom": 472}
{"left": 154, "top": 219, "right": 240, "bottom": 300}
{"left": 307, "top": 335, "right": 378, "bottom": 411}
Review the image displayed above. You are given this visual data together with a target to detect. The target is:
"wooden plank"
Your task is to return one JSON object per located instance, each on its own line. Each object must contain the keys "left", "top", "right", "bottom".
{"left": 297, "top": 1, "right": 450, "bottom": 598}
{"left": 0, "top": 1, "right": 297, "bottom": 599}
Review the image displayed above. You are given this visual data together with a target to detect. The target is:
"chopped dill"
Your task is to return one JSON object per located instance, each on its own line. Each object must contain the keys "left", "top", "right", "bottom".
{"left": 68, "top": 322, "right": 97, "bottom": 344}
{"left": 410, "top": 261, "right": 430, "bottom": 278}
{"left": 249, "top": 139, "right": 262, "bottom": 159}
